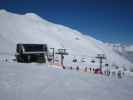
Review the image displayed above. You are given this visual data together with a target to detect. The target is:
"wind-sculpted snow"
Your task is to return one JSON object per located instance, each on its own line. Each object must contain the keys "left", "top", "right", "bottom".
{"left": 0, "top": 9, "right": 132, "bottom": 68}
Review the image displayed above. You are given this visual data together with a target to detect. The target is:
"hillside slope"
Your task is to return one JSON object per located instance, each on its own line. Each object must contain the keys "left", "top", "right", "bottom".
{"left": 105, "top": 43, "right": 133, "bottom": 63}
{"left": 0, "top": 9, "right": 132, "bottom": 68}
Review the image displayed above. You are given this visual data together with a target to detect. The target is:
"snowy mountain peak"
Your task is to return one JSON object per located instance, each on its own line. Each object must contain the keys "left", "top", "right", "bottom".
{"left": 0, "top": 9, "right": 132, "bottom": 68}
{"left": 24, "top": 12, "right": 45, "bottom": 21}
{"left": 0, "top": 9, "right": 11, "bottom": 16}
{"left": 0, "top": 9, "right": 44, "bottom": 21}
{"left": 25, "top": 12, "right": 40, "bottom": 17}
{"left": 0, "top": 9, "right": 8, "bottom": 13}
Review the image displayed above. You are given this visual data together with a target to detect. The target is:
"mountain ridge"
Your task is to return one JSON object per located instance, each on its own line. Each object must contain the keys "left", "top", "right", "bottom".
{"left": 0, "top": 9, "right": 132, "bottom": 68}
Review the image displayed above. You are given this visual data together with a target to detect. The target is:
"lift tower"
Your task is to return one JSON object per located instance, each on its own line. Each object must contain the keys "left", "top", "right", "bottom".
{"left": 56, "top": 49, "right": 68, "bottom": 67}
{"left": 96, "top": 54, "right": 106, "bottom": 70}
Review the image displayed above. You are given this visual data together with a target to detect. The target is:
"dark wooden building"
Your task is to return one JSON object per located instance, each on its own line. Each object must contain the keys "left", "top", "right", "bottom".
{"left": 15, "top": 43, "right": 48, "bottom": 63}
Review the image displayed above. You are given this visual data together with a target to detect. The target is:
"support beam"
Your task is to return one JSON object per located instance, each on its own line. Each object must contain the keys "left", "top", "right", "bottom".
{"left": 56, "top": 49, "right": 68, "bottom": 67}
{"left": 50, "top": 48, "right": 55, "bottom": 64}
{"left": 96, "top": 54, "right": 106, "bottom": 70}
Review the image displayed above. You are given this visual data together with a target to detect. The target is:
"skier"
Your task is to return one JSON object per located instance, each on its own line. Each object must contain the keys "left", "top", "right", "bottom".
{"left": 117, "top": 70, "right": 122, "bottom": 79}
{"left": 76, "top": 66, "right": 79, "bottom": 71}
{"left": 89, "top": 68, "right": 91, "bottom": 72}
{"left": 62, "top": 66, "right": 66, "bottom": 69}
{"left": 93, "top": 68, "right": 95, "bottom": 73}
{"left": 107, "top": 69, "right": 110, "bottom": 76}
{"left": 70, "top": 66, "right": 73, "bottom": 70}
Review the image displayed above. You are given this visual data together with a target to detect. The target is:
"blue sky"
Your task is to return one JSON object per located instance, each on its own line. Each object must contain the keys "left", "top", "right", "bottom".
{"left": 0, "top": 0, "right": 133, "bottom": 44}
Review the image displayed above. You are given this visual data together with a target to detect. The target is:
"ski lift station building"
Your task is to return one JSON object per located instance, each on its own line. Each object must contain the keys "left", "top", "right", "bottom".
{"left": 15, "top": 43, "right": 48, "bottom": 63}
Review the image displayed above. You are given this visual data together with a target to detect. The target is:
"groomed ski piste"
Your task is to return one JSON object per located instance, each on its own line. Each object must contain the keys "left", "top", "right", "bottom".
{"left": 0, "top": 60, "right": 133, "bottom": 100}
{"left": 0, "top": 9, "right": 133, "bottom": 100}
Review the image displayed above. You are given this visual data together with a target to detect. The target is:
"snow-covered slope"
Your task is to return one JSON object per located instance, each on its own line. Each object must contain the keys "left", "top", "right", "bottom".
{"left": 105, "top": 43, "right": 133, "bottom": 53}
{"left": 105, "top": 43, "right": 133, "bottom": 63}
{"left": 0, "top": 9, "right": 132, "bottom": 68}
{"left": 0, "top": 63, "right": 133, "bottom": 100}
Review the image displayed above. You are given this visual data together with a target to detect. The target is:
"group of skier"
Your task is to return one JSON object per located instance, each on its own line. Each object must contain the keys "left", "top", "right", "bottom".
{"left": 104, "top": 69, "right": 124, "bottom": 78}
{"left": 63, "top": 65, "right": 124, "bottom": 79}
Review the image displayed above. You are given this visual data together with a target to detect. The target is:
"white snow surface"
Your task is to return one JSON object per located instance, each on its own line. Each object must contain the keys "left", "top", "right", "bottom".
{"left": 105, "top": 43, "right": 133, "bottom": 63}
{"left": 125, "top": 45, "right": 133, "bottom": 52}
{"left": 105, "top": 43, "right": 133, "bottom": 52}
{"left": 0, "top": 63, "right": 133, "bottom": 100}
{"left": 0, "top": 9, "right": 133, "bottom": 100}
{"left": 0, "top": 9, "right": 132, "bottom": 68}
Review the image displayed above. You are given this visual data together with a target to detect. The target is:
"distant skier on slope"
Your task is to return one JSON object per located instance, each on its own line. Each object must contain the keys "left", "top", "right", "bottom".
{"left": 117, "top": 70, "right": 122, "bottom": 79}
